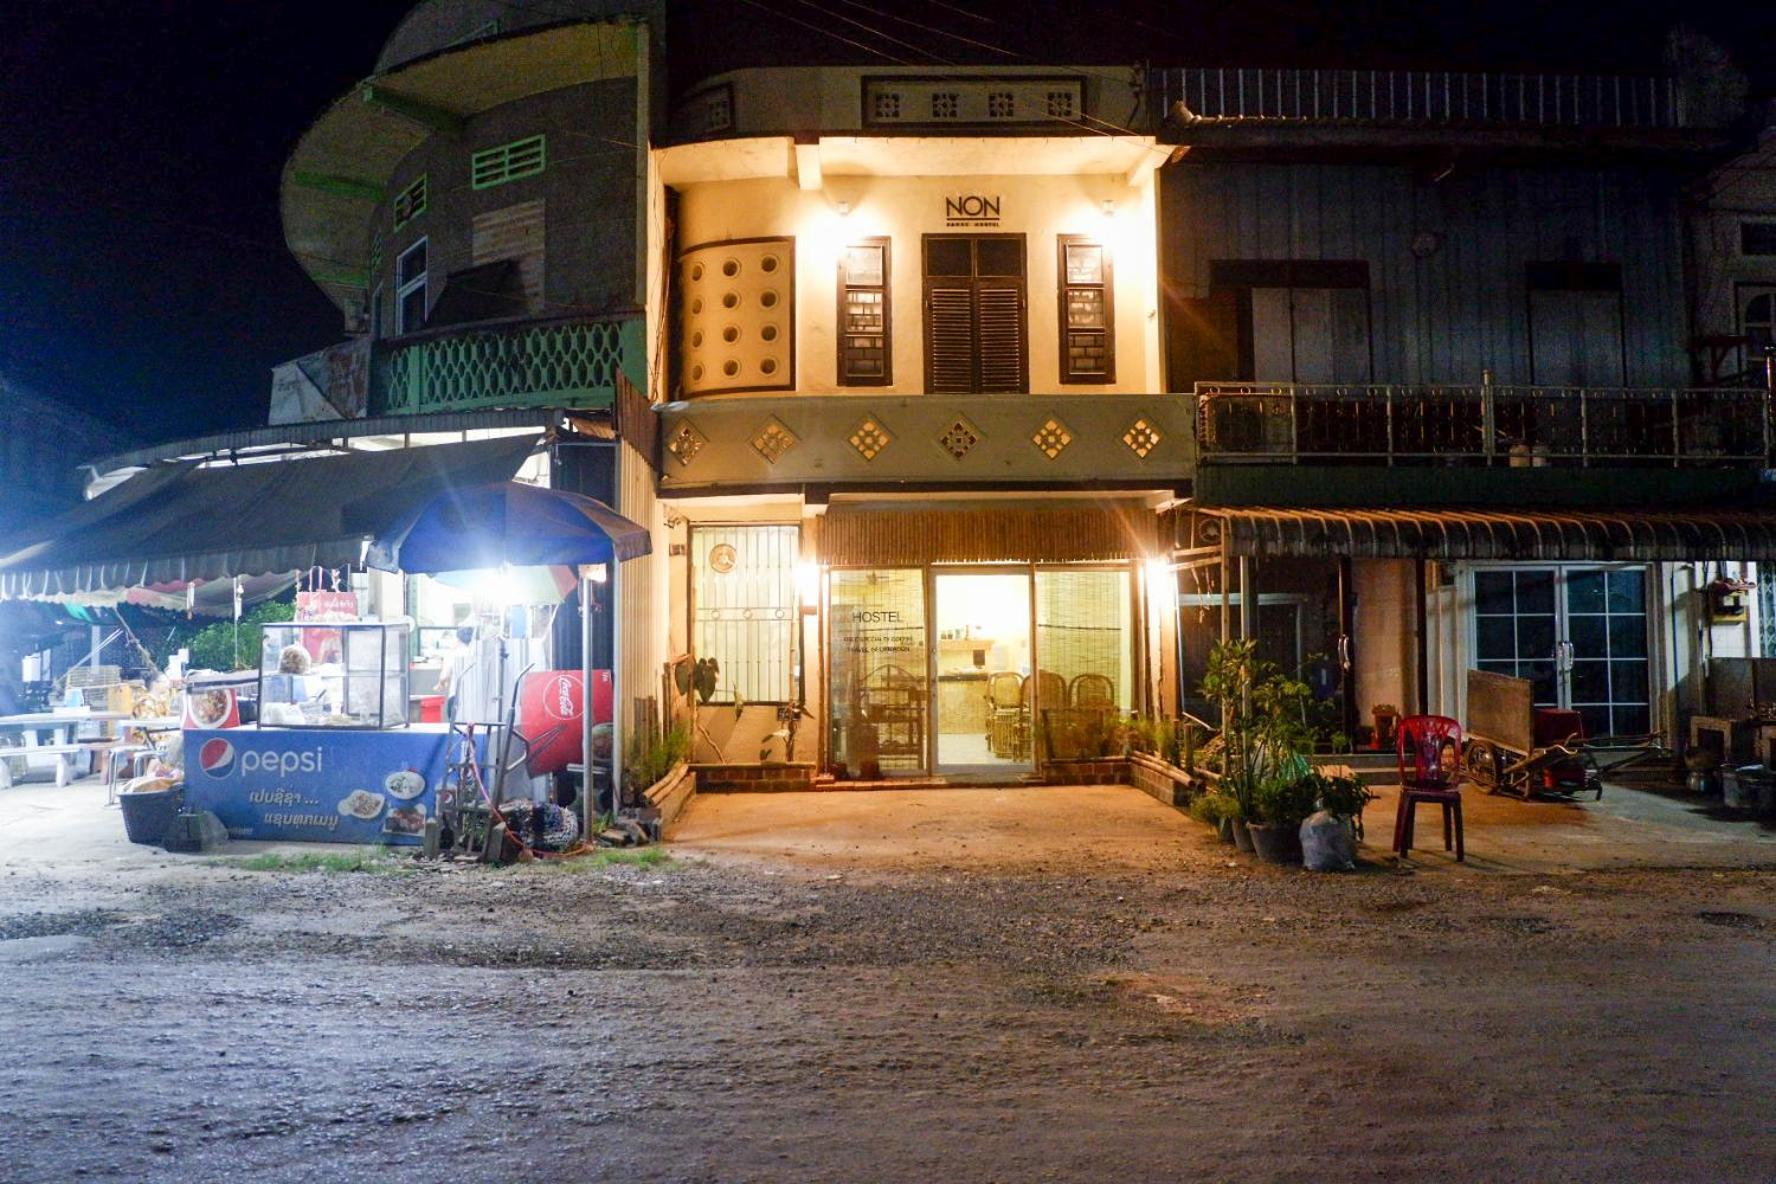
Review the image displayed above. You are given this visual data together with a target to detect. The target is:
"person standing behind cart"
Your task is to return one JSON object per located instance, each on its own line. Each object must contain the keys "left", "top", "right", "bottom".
{"left": 435, "top": 626, "right": 478, "bottom": 724}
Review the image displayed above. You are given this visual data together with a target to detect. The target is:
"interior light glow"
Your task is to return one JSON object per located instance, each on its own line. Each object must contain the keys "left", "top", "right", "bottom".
{"left": 1144, "top": 558, "right": 1175, "bottom": 606}
{"left": 795, "top": 561, "right": 821, "bottom": 608}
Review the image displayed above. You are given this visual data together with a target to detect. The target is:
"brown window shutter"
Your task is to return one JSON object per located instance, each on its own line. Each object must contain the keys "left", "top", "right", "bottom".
{"left": 975, "top": 284, "right": 1027, "bottom": 392}
{"left": 1166, "top": 290, "right": 1241, "bottom": 392}
{"left": 926, "top": 286, "right": 976, "bottom": 392}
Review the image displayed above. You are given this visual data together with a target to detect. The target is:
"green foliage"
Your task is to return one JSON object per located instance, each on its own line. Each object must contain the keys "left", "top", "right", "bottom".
{"left": 1312, "top": 770, "right": 1374, "bottom": 820}
{"left": 1198, "top": 638, "right": 1314, "bottom": 818}
{"left": 625, "top": 723, "right": 691, "bottom": 789}
{"left": 232, "top": 847, "right": 412, "bottom": 874}
{"left": 158, "top": 599, "right": 296, "bottom": 672}
{"left": 1127, "top": 714, "right": 1184, "bottom": 766}
{"left": 1250, "top": 774, "right": 1321, "bottom": 827}
{"left": 1188, "top": 790, "right": 1239, "bottom": 826}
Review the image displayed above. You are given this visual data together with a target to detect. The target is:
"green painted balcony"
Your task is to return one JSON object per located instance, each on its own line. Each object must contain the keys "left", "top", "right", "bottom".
{"left": 371, "top": 313, "right": 645, "bottom": 416}
{"left": 657, "top": 393, "right": 1195, "bottom": 494}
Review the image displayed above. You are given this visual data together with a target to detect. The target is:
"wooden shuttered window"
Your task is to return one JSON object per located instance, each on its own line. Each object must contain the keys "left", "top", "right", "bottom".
{"left": 923, "top": 234, "right": 1028, "bottom": 393}
{"left": 838, "top": 238, "right": 891, "bottom": 385}
{"left": 1058, "top": 235, "right": 1114, "bottom": 383}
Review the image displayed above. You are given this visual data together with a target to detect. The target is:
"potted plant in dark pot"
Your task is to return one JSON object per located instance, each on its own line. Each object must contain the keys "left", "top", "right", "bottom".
{"left": 1247, "top": 775, "right": 1318, "bottom": 864}
{"left": 1189, "top": 789, "right": 1240, "bottom": 843}
{"left": 1199, "top": 638, "right": 1315, "bottom": 862}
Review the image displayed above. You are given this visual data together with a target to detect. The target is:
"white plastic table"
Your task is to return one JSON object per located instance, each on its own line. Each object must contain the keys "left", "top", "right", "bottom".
{"left": 0, "top": 712, "right": 128, "bottom": 787}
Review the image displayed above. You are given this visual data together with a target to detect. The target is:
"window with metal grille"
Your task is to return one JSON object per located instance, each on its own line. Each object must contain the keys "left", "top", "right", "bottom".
{"left": 923, "top": 235, "right": 1027, "bottom": 393}
{"left": 691, "top": 525, "right": 799, "bottom": 703}
{"left": 1058, "top": 235, "right": 1114, "bottom": 383}
{"left": 393, "top": 175, "right": 427, "bottom": 229}
{"left": 471, "top": 135, "right": 546, "bottom": 190}
{"left": 396, "top": 238, "right": 428, "bottom": 335}
{"left": 839, "top": 238, "right": 891, "bottom": 385}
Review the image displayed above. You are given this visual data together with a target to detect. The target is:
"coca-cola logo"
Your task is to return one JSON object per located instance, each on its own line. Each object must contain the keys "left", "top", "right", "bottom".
{"left": 542, "top": 674, "right": 579, "bottom": 723}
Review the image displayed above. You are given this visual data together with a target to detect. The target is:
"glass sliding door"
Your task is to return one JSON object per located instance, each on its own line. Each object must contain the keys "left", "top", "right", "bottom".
{"left": 933, "top": 571, "right": 1033, "bottom": 771}
{"left": 829, "top": 570, "right": 928, "bottom": 777}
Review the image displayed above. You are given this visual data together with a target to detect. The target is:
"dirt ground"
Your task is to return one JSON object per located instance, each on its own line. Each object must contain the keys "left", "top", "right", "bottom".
{"left": 2, "top": 781, "right": 1775, "bottom": 1182}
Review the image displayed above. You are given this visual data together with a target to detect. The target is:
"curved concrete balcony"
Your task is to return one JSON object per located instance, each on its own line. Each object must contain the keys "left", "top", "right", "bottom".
{"left": 657, "top": 393, "right": 1195, "bottom": 495}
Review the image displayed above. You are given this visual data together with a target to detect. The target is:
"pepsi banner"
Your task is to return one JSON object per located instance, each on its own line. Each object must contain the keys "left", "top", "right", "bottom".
{"left": 185, "top": 727, "right": 482, "bottom": 845}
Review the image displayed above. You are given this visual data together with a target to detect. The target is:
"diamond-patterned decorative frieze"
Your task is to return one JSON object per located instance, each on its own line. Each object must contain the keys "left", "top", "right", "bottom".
{"left": 1031, "top": 415, "right": 1074, "bottom": 460}
{"left": 1122, "top": 416, "right": 1162, "bottom": 460}
{"left": 666, "top": 420, "right": 708, "bottom": 468}
{"left": 847, "top": 416, "right": 893, "bottom": 462}
{"left": 937, "top": 415, "right": 983, "bottom": 461}
{"left": 751, "top": 416, "right": 799, "bottom": 464}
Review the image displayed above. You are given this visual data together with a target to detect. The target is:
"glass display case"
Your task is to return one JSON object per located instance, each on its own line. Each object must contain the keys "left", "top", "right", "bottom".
{"left": 257, "top": 620, "right": 411, "bottom": 729}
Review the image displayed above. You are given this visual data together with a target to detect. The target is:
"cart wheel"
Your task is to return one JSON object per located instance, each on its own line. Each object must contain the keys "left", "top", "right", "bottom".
{"left": 1464, "top": 740, "right": 1499, "bottom": 792}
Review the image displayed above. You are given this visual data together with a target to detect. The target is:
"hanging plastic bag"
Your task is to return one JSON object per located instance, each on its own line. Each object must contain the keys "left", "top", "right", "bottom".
{"left": 1300, "top": 810, "right": 1356, "bottom": 872}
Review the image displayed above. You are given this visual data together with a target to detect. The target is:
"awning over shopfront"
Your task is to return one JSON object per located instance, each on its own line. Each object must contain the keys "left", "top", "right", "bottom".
{"left": 0, "top": 435, "right": 541, "bottom": 601}
{"left": 1174, "top": 505, "right": 1776, "bottom": 562}
{"left": 819, "top": 503, "right": 1158, "bottom": 566}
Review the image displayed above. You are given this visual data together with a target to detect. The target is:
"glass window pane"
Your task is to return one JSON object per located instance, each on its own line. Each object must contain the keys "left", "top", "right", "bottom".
{"left": 926, "top": 238, "right": 971, "bottom": 276}
{"left": 399, "top": 287, "right": 427, "bottom": 334}
{"left": 1612, "top": 705, "right": 1649, "bottom": 736}
{"left": 1515, "top": 570, "right": 1556, "bottom": 614}
{"left": 1524, "top": 661, "right": 1559, "bottom": 706}
{"left": 1570, "top": 659, "right": 1610, "bottom": 704}
{"left": 1607, "top": 614, "right": 1647, "bottom": 658}
{"left": 398, "top": 242, "right": 427, "bottom": 286}
{"left": 1475, "top": 571, "right": 1515, "bottom": 616}
{"left": 1578, "top": 705, "right": 1612, "bottom": 739}
{"left": 1065, "top": 243, "right": 1103, "bottom": 285}
{"left": 1611, "top": 659, "right": 1649, "bottom": 704}
{"left": 1565, "top": 570, "right": 1606, "bottom": 614}
{"left": 1066, "top": 287, "right": 1106, "bottom": 328}
{"left": 844, "top": 244, "right": 884, "bottom": 286}
{"left": 1516, "top": 616, "right": 1555, "bottom": 661}
{"left": 1034, "top": 569, "right": 1131, "bottom": 762}
{"left": 1477, "top": 660, "right": 1517, "bottom": 677}
{"left": 1476, "top": 616, "right": 1515, "bottom": 661}
{"left": 1567, "top": 614, "right": 1608, "bottom": 659}
{"left": 829, "top": 569, "right": 927, "bottom": 776}
{"left": 1607, "top": 569, "right": 1646, "bottom": 613}
{"left": 976, "top": 237, "right": 1023, "bottom": 276}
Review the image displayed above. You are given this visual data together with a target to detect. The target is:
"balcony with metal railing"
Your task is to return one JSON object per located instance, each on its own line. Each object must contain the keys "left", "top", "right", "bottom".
{"left": 370, "top": 312, "right": 645, "bottom": 416}
{"left": 1194, "top": 381, "right": 1775, "bottom": 507}
{"left": 1154, "top": 68, "right": 1687, "bottom": 128}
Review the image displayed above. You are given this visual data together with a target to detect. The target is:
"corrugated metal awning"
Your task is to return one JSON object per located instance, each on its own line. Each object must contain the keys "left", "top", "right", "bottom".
{"left": 0, "top": 435, "right": 541, "bottom": 601}
{"left": 1175, "top": 506, "right": 1776, "bottom": 562}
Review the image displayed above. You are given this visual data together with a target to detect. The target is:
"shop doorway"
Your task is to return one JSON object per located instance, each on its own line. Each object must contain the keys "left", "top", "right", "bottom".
{"left": 1472, "top": 565, "right": 1651, "bottom": 738}
{"left": 933, "top": 571, "right": 1033, "bottom": 772}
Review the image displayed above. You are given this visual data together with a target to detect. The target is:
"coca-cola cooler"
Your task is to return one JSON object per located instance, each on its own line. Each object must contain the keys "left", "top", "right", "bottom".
{"left": 517, "top": 670, "right": 613, "bottom": 777}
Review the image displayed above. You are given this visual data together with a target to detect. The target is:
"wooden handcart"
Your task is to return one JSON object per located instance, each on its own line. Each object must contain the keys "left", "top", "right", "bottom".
{"left": 1461, "top": 670, "right": 1666, "bottom": 800}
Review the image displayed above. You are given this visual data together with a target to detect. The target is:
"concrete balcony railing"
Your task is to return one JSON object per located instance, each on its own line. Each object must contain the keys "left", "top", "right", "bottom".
{"left": 657, "top": 393, "right": 1196, "bottom": 493}
{"left": 1196, "top": 382, "right": 1773, "bottom": 469}
{"left": 371, "top": 313, "right": 644, "bottom": 416}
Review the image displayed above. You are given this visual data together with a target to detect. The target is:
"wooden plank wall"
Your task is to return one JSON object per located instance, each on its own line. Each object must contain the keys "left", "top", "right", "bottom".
{"left": 1160, "top": 162, "right": 1690, "bottom": 388}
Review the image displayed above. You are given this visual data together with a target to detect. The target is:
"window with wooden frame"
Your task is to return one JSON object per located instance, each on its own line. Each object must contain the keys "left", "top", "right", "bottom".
{"left": 1058, "top": 235, "right": 1114, "bottom": 383}
{"left": 923, "top": 234, "right": 1027, "bottom": 394}
{"left": 838, "top": 238, "right": 892, "bottom": 385}
{"left": 471, "top": 134, "right": 547, "bottom": 190}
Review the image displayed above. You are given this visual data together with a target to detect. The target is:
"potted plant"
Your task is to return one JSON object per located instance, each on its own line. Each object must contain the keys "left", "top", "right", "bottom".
{"left": 1298, "top": 769, "right": 1374, "bottom": 870}
{"left": 1198, "top": 639, "right": 1315, "bottom": 860}
{"left": 1189, "top": 790, "right": 1240, "bottom": 843}
{"left": 1247, "top": 775, "right": 1319, "bottom": 863}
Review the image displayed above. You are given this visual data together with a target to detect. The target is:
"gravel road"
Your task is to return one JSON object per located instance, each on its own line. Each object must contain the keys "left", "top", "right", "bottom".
{"left": 2, "top": 808, "right": 1774, "bottom": 1182}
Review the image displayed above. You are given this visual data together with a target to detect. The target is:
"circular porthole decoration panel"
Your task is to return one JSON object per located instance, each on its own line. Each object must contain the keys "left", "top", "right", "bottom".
{"left": 677, "top": 237, "right": 794, "bottom": 394}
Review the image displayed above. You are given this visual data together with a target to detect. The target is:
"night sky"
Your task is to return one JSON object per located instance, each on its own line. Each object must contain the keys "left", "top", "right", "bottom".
{"left": 2, "top": 1, "right": 1771, "bottom": 447}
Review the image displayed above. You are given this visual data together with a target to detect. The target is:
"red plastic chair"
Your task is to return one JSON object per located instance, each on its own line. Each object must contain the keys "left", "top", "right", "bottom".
{"left": 1393, "top": 714, "right": 1465, "bottom": 862}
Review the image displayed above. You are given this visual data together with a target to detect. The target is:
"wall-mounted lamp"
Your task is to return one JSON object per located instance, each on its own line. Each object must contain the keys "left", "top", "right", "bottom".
{"left": 1101, "top": 198, "right": 1117, "bottom": 217}
{"left": 795, "top": 561, "right": 821, "bottom": 612}
{"left": 836, "top": 200, "right": 852, "bottom": 216}
{"left": 1144, "top": 557, "right": 1175, "bottom": 606}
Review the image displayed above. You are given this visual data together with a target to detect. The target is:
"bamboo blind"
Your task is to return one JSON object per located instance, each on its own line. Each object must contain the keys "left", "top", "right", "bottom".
{"left": 819, "top": 505, "right": 1156, "bottom": 566}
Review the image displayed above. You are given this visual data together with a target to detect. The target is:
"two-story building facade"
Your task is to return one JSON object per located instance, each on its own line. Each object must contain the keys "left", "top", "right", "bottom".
{"left": 1155, "top": 64, "right": 1767, "bottom": 755}
{"left": 652, "top": 68, "right": 1189, "bottom": 779}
